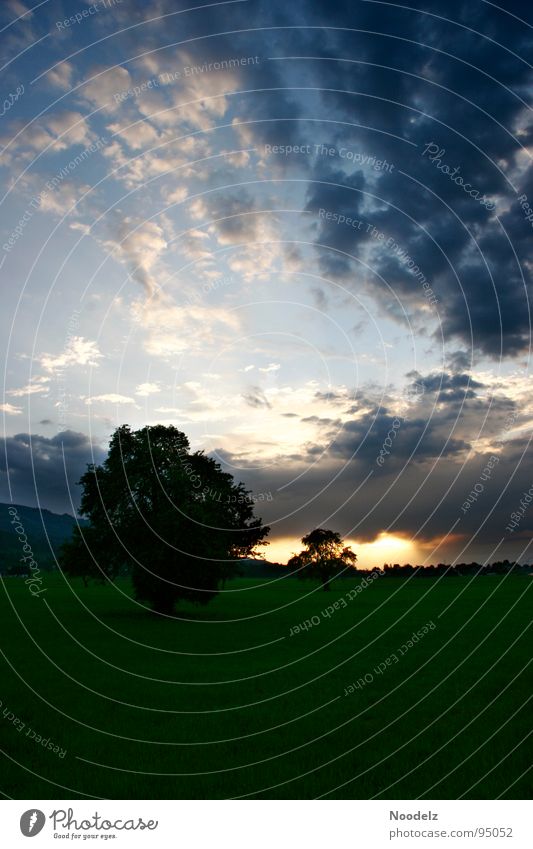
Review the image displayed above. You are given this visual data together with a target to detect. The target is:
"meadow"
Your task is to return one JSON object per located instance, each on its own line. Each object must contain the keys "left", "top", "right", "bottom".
{"left": 0, "top": 572, "right": 531, "bottom": 799}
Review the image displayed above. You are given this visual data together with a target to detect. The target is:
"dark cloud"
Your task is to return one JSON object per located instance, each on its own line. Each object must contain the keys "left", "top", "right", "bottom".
{"left": 408, "top": 370, "right": 483, "bottom": 403}
{"left": 0, "top": 431, "right": 106, "bottom": 514}
{"left": 305, "top": 165, "right": 367, "bottom": 279}
{"left": 216, "top": 369, "right": 529, "bottom": 551}
{"left": 267, "top": 0, "right": 533, "bottom": 357}
{"left": 445, "top": 350, "right": 473, "bottom": 373}
{"left": 329, "top": 411, "right": 470, "bottom": 466}
{"left": 219, "top": 433, "right": 533, "bottom": 553}
{"left": 242, "top": 386, "right": 271, "bottom": 409}
{"left": 196, "top": 190, "right": 261, "bottom": 244}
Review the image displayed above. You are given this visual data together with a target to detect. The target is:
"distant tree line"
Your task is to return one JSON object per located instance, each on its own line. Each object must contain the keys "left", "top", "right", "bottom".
{"left": 379, "top": 561, "right": 533, "bottom": 577}
{"left": 8, "top": 556, "right": 532, "bottom": 583}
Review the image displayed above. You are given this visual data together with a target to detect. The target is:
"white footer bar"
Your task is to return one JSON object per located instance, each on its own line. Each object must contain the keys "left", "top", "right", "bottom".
{"left": 1, "top": 800, "right": 531, "bottom": 848}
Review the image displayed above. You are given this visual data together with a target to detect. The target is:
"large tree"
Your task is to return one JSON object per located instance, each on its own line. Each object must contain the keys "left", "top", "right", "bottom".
{"left": 60, "top": 425, "right": 269, "bottom": 614}
{"left": 288, "top": 528, "right": 357, "bottom": 591}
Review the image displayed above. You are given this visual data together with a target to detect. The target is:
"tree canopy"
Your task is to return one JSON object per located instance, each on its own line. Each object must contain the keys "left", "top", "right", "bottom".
{"left": 60, "top": 425, "right": 269, "bottom": 614}
{"left": 287, "top": 528, "right": 357, "bottom": 590}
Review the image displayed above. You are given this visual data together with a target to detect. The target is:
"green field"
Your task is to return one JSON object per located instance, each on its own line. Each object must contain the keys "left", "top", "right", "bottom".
{"left": 0, "top": 573, "right": 531, "bottom": 799}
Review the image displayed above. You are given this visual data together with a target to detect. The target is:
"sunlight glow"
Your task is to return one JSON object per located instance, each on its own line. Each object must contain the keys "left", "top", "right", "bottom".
{"left": 266, "top": 533, "right": 417, "bottom": 569}
{"left": 351, "top": 534, "right": 415, "bottom": 569}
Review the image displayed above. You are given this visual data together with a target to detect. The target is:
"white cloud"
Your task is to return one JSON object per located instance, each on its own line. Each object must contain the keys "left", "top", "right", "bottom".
{"left": 129, "top": 51, "right": 241, "bottom": 133}
{"left": 135, "top": 382, "right": 161, "bottom": 396}
{"left": 165, "top": 51, "right": 244, "bottom": 131}
{"left": 101, "top": 127, "right": 210, "bottom": 189}
{"left": 44, "top": 111, "right": 93, "bottom": 150}
{"left": 7, "top": 376, "right": 50, "bottom": 397}
{"left": 222, "top": 149, "right": 251, "bottom": 169}
{"left": 82, "top": 66, "right": 132, "bottom": 112}
{"left": 103, "top": 217, "right": 168, "bottom": 296}
{"left": 0, "top": 403, "right": 22, "bottom": 415}
{"left": 163, "top": 185, "right": 188, "bottom": 204}
{"left": 107, "top": 120, "right": 160, "bottom": 151}
{"left": 41, "top": 337, "right": 103, "bottom": 372}
{"left": 46, "top": 61, "right": 74, "bottom": 91}
{"left": 227, "top": 243, "right": 276, "bottom": 278}
{"left": 69, "top": 222, "right": 91, "bottom": 236}
{"left": 132, "top": 296, "right": 240, "bottom": 357}
{"left": 39, "top": 181, "right": 91, "bottom": 216}
{"left": 0, "top": 111, "right": 95, "bottom": 166}
{"left": 85, "top": 394, "right": 135, "bottom": 405}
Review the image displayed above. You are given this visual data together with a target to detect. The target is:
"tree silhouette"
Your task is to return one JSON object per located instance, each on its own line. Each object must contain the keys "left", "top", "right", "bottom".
{"left": 60, "top": 525, "right": 105, "bottom": 587}
{"left": 288, "top": 528, "right": 357, "bottom": 590}
{"left": 60, "top": 425, "right": 269, "bottom": 614}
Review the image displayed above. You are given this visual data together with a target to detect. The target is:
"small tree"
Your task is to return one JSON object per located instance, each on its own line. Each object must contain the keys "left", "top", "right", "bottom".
{"left": 60, "top": 425, "right": 269, "bottom": 614}
{"left": 60, "top": 524, "right": 126, "bottom": 587}
{"left": 288, "top": 528, "right": 357, "bottom": 591}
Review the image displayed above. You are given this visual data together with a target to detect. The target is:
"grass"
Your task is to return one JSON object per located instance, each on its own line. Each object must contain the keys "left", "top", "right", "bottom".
{"left": 0, "top": 571, "right": 531, "bottom": 799}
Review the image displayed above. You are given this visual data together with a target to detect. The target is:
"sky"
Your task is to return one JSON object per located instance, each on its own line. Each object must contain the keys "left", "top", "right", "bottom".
{"left": 1, "top": 0, "right": 533, "bottom": 567}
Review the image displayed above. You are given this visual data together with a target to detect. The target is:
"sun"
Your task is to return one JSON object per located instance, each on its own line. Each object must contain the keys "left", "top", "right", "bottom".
{"left": 349, "top": 533, "right": 415, "bottom": 569}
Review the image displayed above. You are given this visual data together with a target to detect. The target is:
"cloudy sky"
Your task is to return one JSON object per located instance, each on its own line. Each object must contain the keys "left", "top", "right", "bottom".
{"left": 1, "top": 0, "right": 533, "bottom": 566}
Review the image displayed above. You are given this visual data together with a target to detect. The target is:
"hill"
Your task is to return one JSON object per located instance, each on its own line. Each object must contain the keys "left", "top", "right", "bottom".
{"left": 235, "top": 558, "right": 287, "bottom": 579}
{"left": 0, "top": 507, "right": 286, "bottom": 578}
{"left": 0, "top": 502, "right": 84, "bottom": 573}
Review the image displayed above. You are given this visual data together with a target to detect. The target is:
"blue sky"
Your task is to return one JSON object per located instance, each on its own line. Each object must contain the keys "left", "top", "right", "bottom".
{"left": 2, "top": 0, "right": 533, "bottom": 565}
